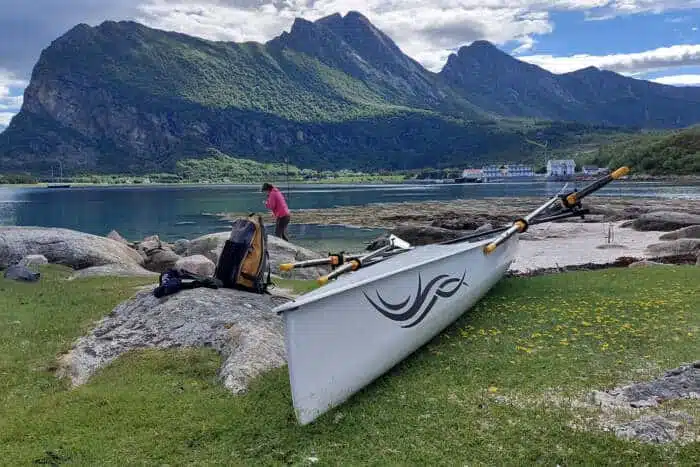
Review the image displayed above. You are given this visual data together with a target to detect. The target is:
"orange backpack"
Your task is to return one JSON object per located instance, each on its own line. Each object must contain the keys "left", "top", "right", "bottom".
{"left": 214, "top": 214, "right": 271, "bottom": 294}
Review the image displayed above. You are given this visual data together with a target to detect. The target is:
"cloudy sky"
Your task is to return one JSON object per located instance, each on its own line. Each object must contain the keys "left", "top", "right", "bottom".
{"left": 1, "top": 0, "right": 700, "bottom": 131}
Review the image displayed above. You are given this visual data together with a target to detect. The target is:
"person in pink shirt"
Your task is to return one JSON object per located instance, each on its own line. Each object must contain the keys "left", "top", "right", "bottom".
{"left": 262, "top": 182, "right": 291, "bottom": 241}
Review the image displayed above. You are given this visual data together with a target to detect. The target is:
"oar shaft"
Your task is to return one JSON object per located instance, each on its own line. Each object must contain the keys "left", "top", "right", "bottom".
{"left": 317, "top": 244, "right": 393, "bottom": 285}
{"left": 279, "top": 257, "right": 338, "bottom": 271}
{"left": 561, "top": 166, "right": 629, "bottom": 208}
{"left": 319, "top": 260, "right": 359, "bottom": 284}
{"left": 441, "top": 208, "right": 590, "bottom": 246}
{"left": 483, "top": 193, "right": 562, "bottom": 254}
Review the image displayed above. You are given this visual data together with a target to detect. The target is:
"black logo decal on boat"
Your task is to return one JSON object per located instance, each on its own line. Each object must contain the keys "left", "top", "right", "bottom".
{"left": 363, "top": 270, "right": 469, "bottom": 328}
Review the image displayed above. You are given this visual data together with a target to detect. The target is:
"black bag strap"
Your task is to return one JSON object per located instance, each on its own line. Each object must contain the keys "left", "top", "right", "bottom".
{"left": 178, "top": 269, "right": 223, "bottom": 289}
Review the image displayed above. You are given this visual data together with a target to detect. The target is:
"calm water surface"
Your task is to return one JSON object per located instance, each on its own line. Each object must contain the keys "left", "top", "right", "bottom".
{"left": 1, "top": 181, "right": 698, "bottom": 251}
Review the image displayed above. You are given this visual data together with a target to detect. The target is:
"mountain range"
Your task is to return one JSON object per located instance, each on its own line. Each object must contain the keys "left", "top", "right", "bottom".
{"left": 2, "top": 11, "right": 700, "bottom": 175}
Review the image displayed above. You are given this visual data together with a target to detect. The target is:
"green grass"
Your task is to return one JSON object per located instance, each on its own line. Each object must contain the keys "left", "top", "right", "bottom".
{"left": 273, "top": 277, "right": 323, "bottom": 295}
{"left": 1, "top": 265, "right": 698, "bottom": 465}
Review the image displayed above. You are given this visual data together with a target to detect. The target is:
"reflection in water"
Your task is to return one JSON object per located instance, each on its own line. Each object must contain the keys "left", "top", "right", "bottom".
{"left": 0, "top": 181, "right": 698, "bottom": 245}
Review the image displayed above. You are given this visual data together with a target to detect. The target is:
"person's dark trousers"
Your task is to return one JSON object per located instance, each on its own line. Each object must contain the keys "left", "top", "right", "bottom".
{"left": 275, "top": 215, "right": 290, "bottom": 241}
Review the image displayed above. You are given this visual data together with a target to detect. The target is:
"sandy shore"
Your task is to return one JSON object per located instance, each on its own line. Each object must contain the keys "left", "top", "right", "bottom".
{"left": 510, "top": 221, "right": 669, "bottom": 273}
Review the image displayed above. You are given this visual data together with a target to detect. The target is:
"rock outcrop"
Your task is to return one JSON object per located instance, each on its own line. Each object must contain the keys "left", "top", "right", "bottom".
{"left": 591, "top": 361, "right": 700, "bottom": 409}
{"left": 107, "top": 230, "right": 129, "bottom": 244}
{"left": 366, "top": 224, "right": 466, "bottom": 250}
{"left": 18, "top": 254, "right": 48, "bottom": 267}
{"left": 133, "top": 234, "right": 182, "bottom": 273}
{"left": 0, "top": 227, "right": 144, "bottom": 270}
{"left": 3, "top": 264, "right": 41, "bottom": 282}
{"left": 583, "top": 361, "right": 700, "bottom": 445}
{"left": 59, "top": 288, "right": 290, "bottom": 394}
{"left": 631, "top": 211, "right": 700, "bottom": 232}
{"left": 68, "top": 264, "right": 158, "bottom": 279}
{"left": 627, "top": 260, "right": 671, "bottom": 268}
{"left": 186, "top": 232, "right": 230, "bottom": 262}
{"left": 175, "top": 255, "right": 216, "bottom": 277}
{"left": 0, "top": 226, "right": 330, "bottom": 281}
{"left": 172, "top": 239, "right": 191, "bottom": 255}
{"left": 645, "top": 238, "right": 700, "bottom": 257}
{"left": 659, "top": 225, "right": 700, "bottom": 240}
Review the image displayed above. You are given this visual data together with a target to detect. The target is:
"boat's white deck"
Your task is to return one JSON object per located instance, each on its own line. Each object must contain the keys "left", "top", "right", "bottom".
{"left": 273, "top": 236, "right": 500, "bottom": 313}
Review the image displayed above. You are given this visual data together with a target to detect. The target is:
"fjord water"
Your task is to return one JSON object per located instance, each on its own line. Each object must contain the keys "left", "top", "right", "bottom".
{"left": 1, "top": 181, "right": 698, "bottom": 251}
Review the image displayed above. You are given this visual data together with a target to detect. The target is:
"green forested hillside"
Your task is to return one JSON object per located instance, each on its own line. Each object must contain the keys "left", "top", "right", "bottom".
{"left": 3, "top": 12, "right": 698, "bottom": 175}
{"left": 585, "top": 126, "right": 700, "bottom": 175}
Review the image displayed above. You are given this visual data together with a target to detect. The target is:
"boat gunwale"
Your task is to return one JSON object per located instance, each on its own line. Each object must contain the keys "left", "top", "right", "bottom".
{"left": 273, "top": 233, "right": 514, "bottom": 314}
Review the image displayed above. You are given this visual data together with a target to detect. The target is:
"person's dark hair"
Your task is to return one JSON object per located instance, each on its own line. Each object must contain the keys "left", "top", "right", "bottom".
{"left": 261, "top": 182, "right": 274, "bottom": 192}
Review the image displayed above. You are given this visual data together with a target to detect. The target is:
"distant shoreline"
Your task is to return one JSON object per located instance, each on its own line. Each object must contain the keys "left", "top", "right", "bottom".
{"left": 2, "top": 174, "right": 700, "bottom": 189}
{"left": 217, "top": 195, "right": 700, "bottom": 230}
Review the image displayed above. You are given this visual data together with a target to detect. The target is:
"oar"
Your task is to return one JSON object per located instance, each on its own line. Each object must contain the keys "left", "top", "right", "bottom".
{"left": 279, "top": 254, "right": 354, "bottom": 272}
{"left": 483, "top": 166, "right": 629, "bottom": 255}
{"left": 440, "top": 208, "right": 590, "bottom": 246}
{"left": 482, "top": 191, "right": 565, "bottom": 255}
{"left": 279, "top": 236, "right": 411, "bottom": 273}
{"left": 316, "top": 235, "right": 412, "bottom": 285}
{"left": 558, "top": 166, "right": 630, "bottom": 209}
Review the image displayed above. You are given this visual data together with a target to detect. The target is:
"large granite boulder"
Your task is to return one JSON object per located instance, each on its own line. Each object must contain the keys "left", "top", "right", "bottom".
{"left": 57, "top": 288, "right": 290, "bottom": 394}
{"left": 659, "top": 225, "right": 700, "bottom": 241}
{"left": 132, "top": 234, "right": 182, "bottom": 273}
{"left": 69, "top": 264, "right": 158, "bottom": 279}
{"left": 144, "top": 249, "right": 181, "bottom": 273}
{"left": 172, "top": 239, "right": 191, "bottom": 255}
{"left": 645, "top": 239, "right": 700, "bottom": 257}
{"left": 630, "top": 211, "right": 700, "bottom": 232}
{"left": 106, "top": 230, "right": 129, "bottom": 245}
{"left": 430, "top": 217, "right": 481, "bottom": 231}
{"left": 175, "top": 255, "right": 216, "bottom": 277}
{"left": 186, "top": 232, "right": 229, "bottom": 262}
{"left": 0, "top": 227, "right": 144, "bottom": 270}
{"left": 18, "top": 254, "right": 48, "bottom": 267}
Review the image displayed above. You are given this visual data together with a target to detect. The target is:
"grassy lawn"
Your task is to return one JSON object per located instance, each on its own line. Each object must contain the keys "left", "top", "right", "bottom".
{"left": 0, "top": 265, "right": 698, "bottom": 465}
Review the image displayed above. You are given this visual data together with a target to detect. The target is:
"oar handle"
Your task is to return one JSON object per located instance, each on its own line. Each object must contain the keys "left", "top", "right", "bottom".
{"left": 483, "top": 219, "right": 527, "bottom": 254}
{"left": 316, "top": 243, "right": 398, "bottom": 285}
{"left": 280, "top": 257, "right": 335, "bottom": 271}
{"left": 280, "top": 252, "right": 365, "bottom": 272}
{"left": 318, "top": 259, "right": 360, "bottom": 285}
{"left": 483, "top": 193, "right": 562, "bottom": 255}
{"left": 560, "top": 166, "right": 629, "bottom": 208}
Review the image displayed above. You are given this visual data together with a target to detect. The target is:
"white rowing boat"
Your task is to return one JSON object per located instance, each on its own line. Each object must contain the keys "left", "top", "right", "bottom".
{"left": 272, "top": 167, "right": 629, "bottom": 425}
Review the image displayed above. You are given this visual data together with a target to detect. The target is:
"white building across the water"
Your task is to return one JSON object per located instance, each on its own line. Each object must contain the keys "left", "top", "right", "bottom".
{"left": 546, "top": 159, "right": 576, "bottom": 177}
{"left": 481, "top": 164, "right": 535, "bottom": 179}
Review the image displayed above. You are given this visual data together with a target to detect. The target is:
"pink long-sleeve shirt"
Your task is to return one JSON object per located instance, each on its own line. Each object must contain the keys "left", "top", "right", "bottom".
{"left": 265, "top": 188, "right": 290, "bottom": 218}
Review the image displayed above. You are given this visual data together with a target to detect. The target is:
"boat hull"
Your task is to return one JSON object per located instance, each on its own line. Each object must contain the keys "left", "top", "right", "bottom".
{"left": 275, "top": 235, "right": 519, "bottom": 425}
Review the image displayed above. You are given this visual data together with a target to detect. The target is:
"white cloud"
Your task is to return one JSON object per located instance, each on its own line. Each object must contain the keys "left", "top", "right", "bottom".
{"left": 519, "top": 43, "right": 700, "bottom": 74}
{"left": 132, "top": 0, "right": 700, "bottom": 72}
{"left": 0, "top": 70, "right": 26, "bottom": 131}
{"left": 652, "top": 73, "right": 700, "bottom": 85}
{"left": 0, "top": 112, "right": 16, "bottom": 127}
{"left": 585, "top": 0, "right": 700, "bottom": 20}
